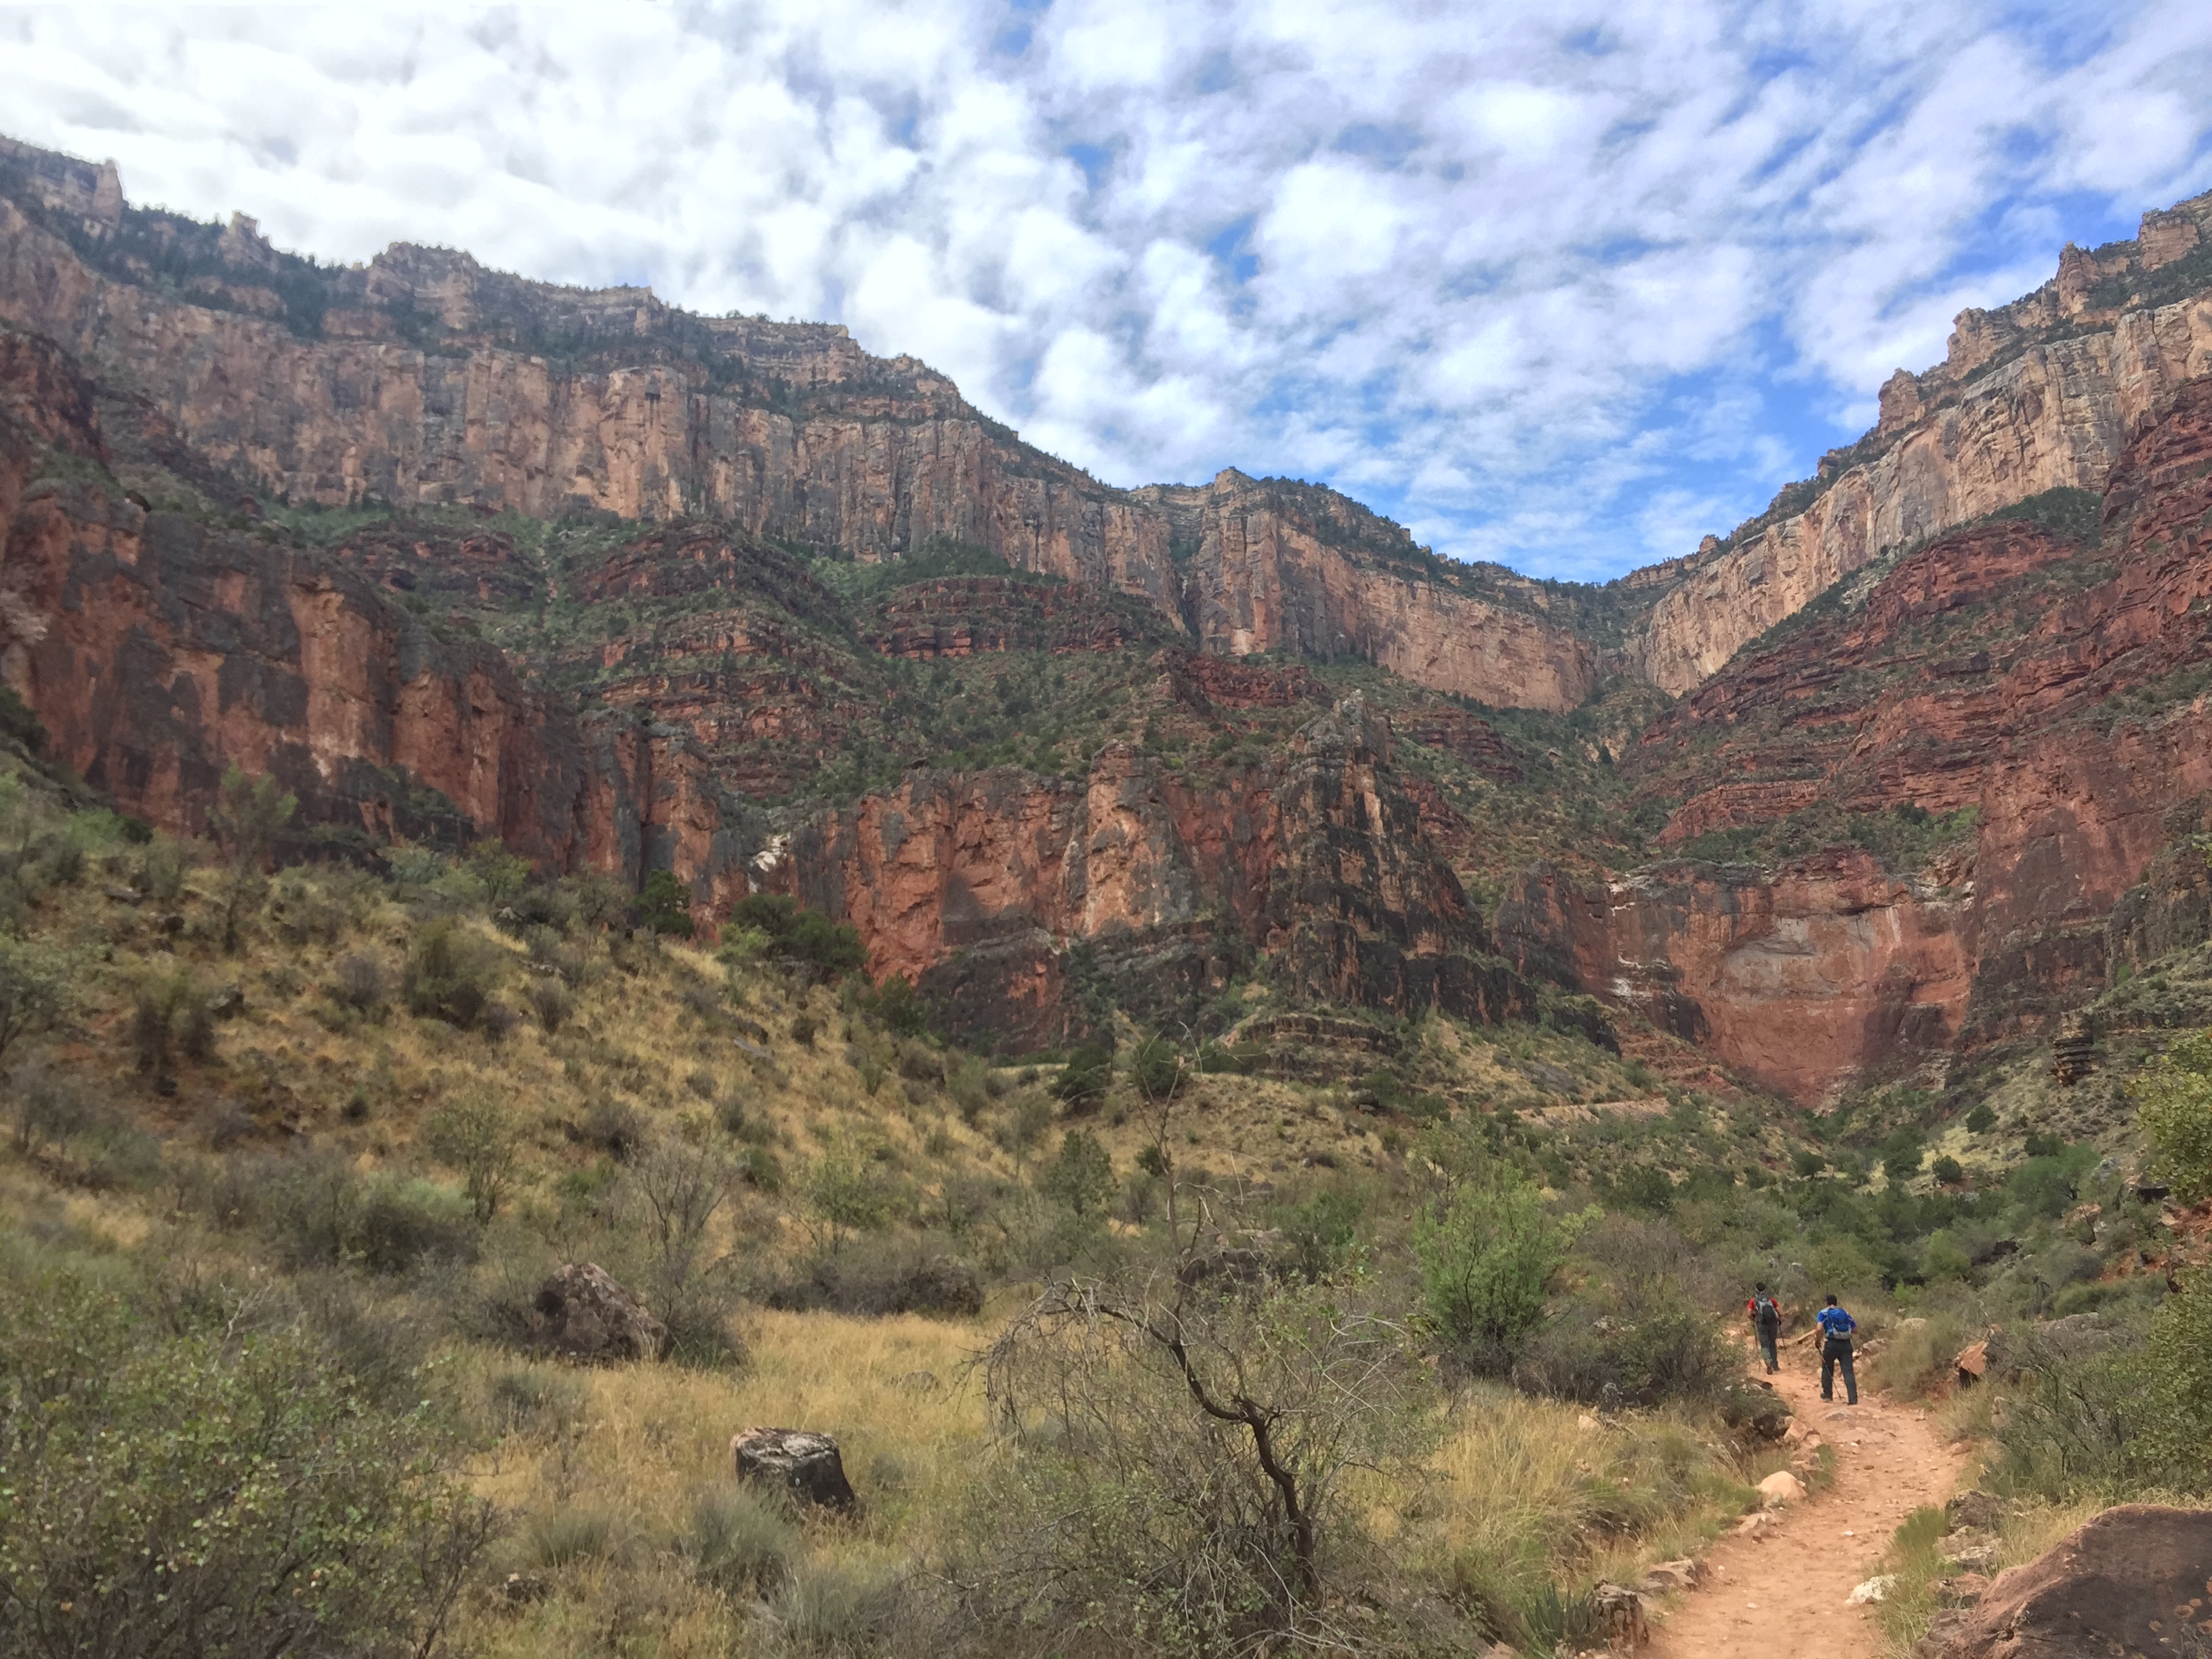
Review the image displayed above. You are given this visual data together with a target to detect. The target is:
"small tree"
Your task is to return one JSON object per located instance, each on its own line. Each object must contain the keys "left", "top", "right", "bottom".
{"left": 468, "top": 838, "right": 533, "bottom": 913}
{"left": 210, "top": 764, "right": 297, "bottom": 952}
{"left": 0, "top": 935, "right": 66, "bottom": 1072}
{"left": 802, "top": 1132, "right": 894, "bottom": 1252}
{"left": 1043, "top": 1128, "right": 1115, "bottom": 1216}
{"left": 628, "top": 1130, "right": 739, "bottom": 1352}
{"left": 638, "top": 868, "right": 695, "bottom": 937}
{"left": 2137, "top": 1030, "right": 2212, "bottom": 1204}
{"left": 424, "top": 1094, "right": 522, "bottom": 1223}
{"left": 1412, "top": 1164, "right": 1584, "bottom": 1374}
{"left": 131, "top": 964, "right": 215, "bottom": 1086}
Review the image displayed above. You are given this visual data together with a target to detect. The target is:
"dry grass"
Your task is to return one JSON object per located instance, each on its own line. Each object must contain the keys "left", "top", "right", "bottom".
{"left": 453, "top": 1311, "right": 989, "bottom": 1657}
{"left": 1426, "top": 1386, "right": 1756, "bottom": 1636}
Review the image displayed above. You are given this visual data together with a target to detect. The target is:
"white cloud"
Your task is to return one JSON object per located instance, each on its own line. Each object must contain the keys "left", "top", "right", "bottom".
{"left": 1, "top": 2, "right": 2209, "bottom": 581}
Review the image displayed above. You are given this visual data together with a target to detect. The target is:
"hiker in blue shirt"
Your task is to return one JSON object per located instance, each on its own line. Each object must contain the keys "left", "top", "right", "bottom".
{"left": 1816, "top": 1294, "right": 1858, "bottom": 1404}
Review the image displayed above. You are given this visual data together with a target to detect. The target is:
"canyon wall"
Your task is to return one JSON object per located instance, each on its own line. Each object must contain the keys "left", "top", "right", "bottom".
{"left": 0, "top": 141, "right": 1601, "bottom": 712}
{"left": 0, "top": 335, "right": 754, "bottom": 914}
{"left": 771, "top": 697, "right": 1535, "bottom": 1048}
{"left": 1628, "top": 190, "right": 2212, "bottom": 695}
{"left": 1501, "top": 373, "right": 2212, "bottom": 1100}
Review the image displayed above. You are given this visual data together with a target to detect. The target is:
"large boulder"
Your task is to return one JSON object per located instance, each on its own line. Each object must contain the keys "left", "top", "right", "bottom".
{"left": 1925, "top": 1504, "right": 2212, "bottom": 1659}
{"left": 533, "top": 1263, "right": 669, "bottom": 1364}
{"left": 731, "top": 1428, "right": 857, "bottom": 1511}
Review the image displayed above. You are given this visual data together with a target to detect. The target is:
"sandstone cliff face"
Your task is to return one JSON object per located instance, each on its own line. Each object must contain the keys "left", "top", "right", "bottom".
{"left": 767, "top": 698, "right": 1533, "bottom": 1047}
{"left": 1502, "top": 375, "right": 2212, "bottom": 1100}
{"left": 0, "top": 375, "right": 753, "bottom": 915}
{"left": 1631, "top": 190, "right": 2212, "bottom": 695}
{"left": 0, "top": 144, "right": 1603, "bottom": 714}
{"left": 1151, "top": 470, "right": 1601, "bottom": 712}
{"left": 1497, "top": 853, "right": 1971, "bottom": 1105}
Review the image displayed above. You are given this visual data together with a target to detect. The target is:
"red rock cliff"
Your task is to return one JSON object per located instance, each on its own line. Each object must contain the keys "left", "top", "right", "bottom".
{"left": 1501, "top": 375, "right": 2212, "bottom": 1101}
{"left": 1628, "top": 189, "right": 2212, "bottom": 694}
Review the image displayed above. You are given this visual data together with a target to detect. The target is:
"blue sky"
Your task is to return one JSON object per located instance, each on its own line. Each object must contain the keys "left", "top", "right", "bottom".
{"left": 7, "top": 1, "right": 2211, "bottom": 581}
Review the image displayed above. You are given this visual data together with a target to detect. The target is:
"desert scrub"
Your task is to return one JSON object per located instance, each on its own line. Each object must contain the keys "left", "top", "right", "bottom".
{"left": 1433, "top": 1388, "right": 1753, "bottom": 1647}
{"left": 0, "top": 1240, "right": 492, "bottom": 1659}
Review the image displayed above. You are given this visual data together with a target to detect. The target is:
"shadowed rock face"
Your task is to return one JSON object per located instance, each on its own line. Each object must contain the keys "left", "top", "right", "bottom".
{"left": 1500, "top": 375, "right": 2212, "bottom": 1101}
{"left": 769, "top": 699, "right": 1536, "bottom": 1048}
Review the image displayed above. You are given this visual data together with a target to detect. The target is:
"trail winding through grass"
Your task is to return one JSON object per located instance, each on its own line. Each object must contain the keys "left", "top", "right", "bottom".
{"left": 1645, "top": 1340, "right": 1968, "bottom": 1659}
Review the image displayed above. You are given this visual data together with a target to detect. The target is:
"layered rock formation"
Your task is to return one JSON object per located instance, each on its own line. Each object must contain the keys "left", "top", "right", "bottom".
{"left": 1627, "top": 189, "right": 2212, "bottom": 694}
{"left": 0, "top": 332, "right": 753, "bottom": 915}
{"left": 0, "top": 140, "right": 1601, "bottom": 712}
{"left": 1502, "top": 375, "right": 2212, "bottom": 1099}
{"left": 769, "top": 698, "right": 1534, "bottom": 1048}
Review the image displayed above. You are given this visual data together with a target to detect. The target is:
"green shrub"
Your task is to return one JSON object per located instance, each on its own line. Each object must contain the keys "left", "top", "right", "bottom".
{"left": 527, "top": 977, "right": 573, "bottom": 1033}
{"left": 0, "top": 1258, "right": 491, "bottom": 1658}
{"left": 726, "top": 893, "right": 864, "bottom": 976}
{"left": 2137, "top": 1031, "right": 2212, "bottom": 1203}
{"left": 1130, "top": 1036, "right": 1182, "bottom": 1103}
{"left": 402, "top": 917, "right": 504, "bottom": 1029}
{"left": 637, "top": 867, "right": 697, "bottom": 937}
{"left": 424, "top": 1095, "right": 523, "bottom": 1223}
{"left": 1050, "top": 1042, "right": 1113, "bottom": 1109}
{"left": 766, "top": 1235, "right": 983, "bottom": 1317}
{"left": 1414, "top": 1167, "right": 1585, "bottom": 1375}
{"left": 1965, "top": 1103, "right": 1996, "bottom": 1133}
{"left": 687, "top": 1486, "right": 796, "bottom": 1594}
{"left": 862, "top": 971, "right": 930, "bottom": 1035}
{"left": 1929, "top": 1153, "right": 1965, "bottom": 1185}
{"left": 2136, "top": 1273, "right": 2212, "bottom": 1488}
{"left": 1515, "top": 1219, "right": 1736, "bottom": 1408}
{"left": 1043, "top": 1128, "right": 1115, "bottom": 1216}
{"left": 130, "top": 962, "right": 215, "bottom": 1081}
{"left": 0, "top": 934, "right": 67, "bottom": 1071}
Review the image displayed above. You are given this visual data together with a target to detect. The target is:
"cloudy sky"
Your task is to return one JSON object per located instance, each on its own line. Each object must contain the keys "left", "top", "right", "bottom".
{"left": 7, "top": 3, "right": 2211, "bottom": 580}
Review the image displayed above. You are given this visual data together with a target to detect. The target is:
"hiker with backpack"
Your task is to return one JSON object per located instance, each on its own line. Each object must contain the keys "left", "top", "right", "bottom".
{"left": 1746, "top": 1284, "right": 1782, "bottom": 1372}
{"left": 1816, "top": 1294, "right": 1859, "bottom": 1404}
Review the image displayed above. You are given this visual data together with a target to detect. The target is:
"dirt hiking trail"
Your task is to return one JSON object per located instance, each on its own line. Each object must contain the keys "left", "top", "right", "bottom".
{"left": 1645, "top": 1336, "right": 1969, "bottom": 1659}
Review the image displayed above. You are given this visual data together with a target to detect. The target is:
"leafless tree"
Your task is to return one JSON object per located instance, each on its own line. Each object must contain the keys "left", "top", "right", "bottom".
{"left": 967, "top": 1264, "right": 1419, "bottom": 1654}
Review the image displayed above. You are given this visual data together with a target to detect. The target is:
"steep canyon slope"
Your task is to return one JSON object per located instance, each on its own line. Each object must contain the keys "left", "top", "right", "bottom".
{"left": 1500, "top": 377, "right": 2212, "bottom": 1101}
{"left": 5, "top": 131, "right": 2212, "bottom": 1097}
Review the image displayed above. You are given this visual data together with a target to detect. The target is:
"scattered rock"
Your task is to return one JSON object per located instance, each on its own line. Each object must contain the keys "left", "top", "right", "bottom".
{"left": 731, "top": 1427, "right": 857, "bottom": 1511}
{"left": 501, "top": 1572, "right": 551, "bottom": 1605}
{"left": 1637, "top": 1559, "right": 1704, "bottom": 1595}
{"left": 532, "top": 1263, "right": 670, "bottom": 1364}
{"left": 1946, "top": 1490, "right": 2004, "bottom": 1532}
{"left": 1923, "top": 1504, "right": 2212, "bottom": 1659}
{"left": 1757, "top": 1470, "right": 1805, "bottom": 1508}
{"left": 1938, "top": 1572, "right": 1992, "bottom": 1605}
{"left": 102, "top": 884, "right": 142, "bottom": 904}
{"left": 1847, "top": 1575, "right": 1896, "bottom": 1605}
{"left": 207, "top": 983, "right": 245, "bottom": 1019}
{"left": 1576, "top": 1412, "right": 1601, "bottom": 1433}
{"left": 1735, "top": 1511, "right": 1778, "bottom": 1540}
{"left": 1954, "top": 1340, "right": 1989, "bottom": 1387}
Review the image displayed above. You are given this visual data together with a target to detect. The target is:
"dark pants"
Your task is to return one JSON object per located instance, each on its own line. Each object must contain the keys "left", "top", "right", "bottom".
{"left": 1822, "top": 1338, "right": 1858, "bottom": 1404}
{"left": 1757, "top": 1325, "right": 1780, "bottom": 1372}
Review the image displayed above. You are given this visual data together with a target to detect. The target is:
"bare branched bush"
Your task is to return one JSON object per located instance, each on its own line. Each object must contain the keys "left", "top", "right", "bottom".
{"left": 959, "top": 1269, "right": 1424, "bottom": 1655}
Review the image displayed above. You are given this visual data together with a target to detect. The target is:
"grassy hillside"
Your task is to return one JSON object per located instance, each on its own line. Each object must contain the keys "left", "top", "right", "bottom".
{"left": 0, "top": 744, "right": 2207, "bottom": 1657}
